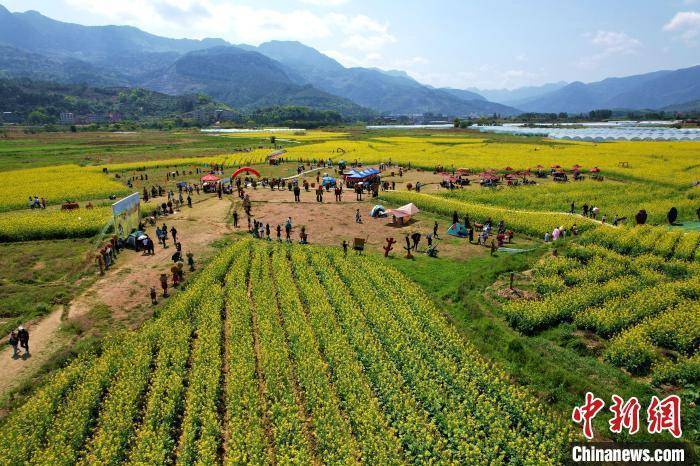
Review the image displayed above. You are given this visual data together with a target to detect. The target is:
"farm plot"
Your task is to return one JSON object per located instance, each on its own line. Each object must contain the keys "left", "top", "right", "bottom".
{"left": 0, "top": 239, "right": 573, "bottom": 464}
{"left": 502, "top": 238, "right": 700, "bottom": 377}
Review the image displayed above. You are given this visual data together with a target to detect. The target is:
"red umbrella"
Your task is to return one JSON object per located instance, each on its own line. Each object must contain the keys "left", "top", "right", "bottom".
{"left": 551, "top": 164, "right": 561, "bottom": 168}
{"left": 590, "top": 167, "right": 601, "bottom": 173}
{"left": 200, "top": 173, "right": 220, "bottom": 182}
{"left": 572, "top": 164, "right": 582, "bottom": 169}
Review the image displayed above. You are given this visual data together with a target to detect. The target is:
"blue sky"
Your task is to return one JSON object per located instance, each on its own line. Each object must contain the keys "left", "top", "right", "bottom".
{"left": 3, "top": 0, "right": 700, "bottom": 89}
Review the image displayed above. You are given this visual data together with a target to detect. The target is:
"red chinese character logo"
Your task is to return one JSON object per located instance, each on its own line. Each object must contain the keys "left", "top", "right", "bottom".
{"left": 572, "top": 392, "right": 605, "bottom": 439}
{"left": 609, "top": 395, "right": 641, "bottom": 435}
{"left": 647, "top": 395, "right": 682, "bottom": 438}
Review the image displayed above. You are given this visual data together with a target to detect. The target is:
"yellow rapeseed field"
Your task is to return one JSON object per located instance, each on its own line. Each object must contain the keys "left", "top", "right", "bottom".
{"left": 0, "top": 165, "right": 129, "bottom": 213}
{"left": 220, "top": 130, "right": 349, "bottom": 141}
{"left": 286, "top": 136, "right": 700, "bottom": 187}
{"left": 0, "top": 206, "right": 112, "bottom": 241}
{"left": 103, "top": 149, "right": 271, "bottom": 171}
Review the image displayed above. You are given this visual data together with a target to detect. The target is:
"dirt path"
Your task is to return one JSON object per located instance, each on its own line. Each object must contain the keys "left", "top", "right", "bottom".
{"left": 0, "top": 195, "right": 233, "bottom": 397}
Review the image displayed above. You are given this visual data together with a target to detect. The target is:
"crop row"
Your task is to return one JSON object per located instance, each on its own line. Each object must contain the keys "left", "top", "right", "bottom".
{"left": 0, "top": 239, "right": 574, "bottom": 463}
{"left": 605, "top": 301, "right": 700, "bottom": 375}
{"left": 380, "top": 191, "right": 598, "bottom": 237}
{"left": 441, "top": 179, "right": 698, "bottom": 225}
{"left": 506, "top": 240, "right": 700, "bottom": 378}
{"left": 580, "top": 225, "right": 700, "bottom": 262}
{"left": 335, "top": 250, "right": 573, "bottom": 463}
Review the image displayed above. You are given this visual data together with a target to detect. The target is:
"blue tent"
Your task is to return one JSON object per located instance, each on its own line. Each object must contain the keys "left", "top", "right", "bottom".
{"left": 321, "top": 176, "right": 336, "bottom": 187}
{"left": 345, "top": 168, "right": 380, "bottom": 180}
{"left": 447, "top": 223, "right": 468, "bottom": 237}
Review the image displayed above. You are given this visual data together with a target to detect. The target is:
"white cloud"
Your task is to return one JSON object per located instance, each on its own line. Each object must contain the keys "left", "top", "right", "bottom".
{"left": 577, "top": 30, "right": 641, "bottom": 69}
{"left": 334, "top": 14, "right": 396, "bottom": 51}
{"left": 63, "top": 0, "right": 393, "bottom": 49}
{"left": 663, "top": 11, "right": 700, "bottom": 43}
{"left": 589, "top": 30, "right": 641, "bottom": 54}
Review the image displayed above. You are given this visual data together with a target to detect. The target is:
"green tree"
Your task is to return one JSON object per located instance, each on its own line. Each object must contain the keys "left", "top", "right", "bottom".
{"left": 27, "top": 109, "right": 51, "bottom": 124}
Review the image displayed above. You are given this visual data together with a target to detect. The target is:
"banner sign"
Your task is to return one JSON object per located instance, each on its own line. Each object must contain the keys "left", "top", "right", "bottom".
{"left": 112, "top": 192, "right": 140, "bottom": 239}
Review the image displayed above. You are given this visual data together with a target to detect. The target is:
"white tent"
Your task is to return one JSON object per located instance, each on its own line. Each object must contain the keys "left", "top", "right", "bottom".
{"left": 387, "top": 203, "right": 420, "bottom": 221}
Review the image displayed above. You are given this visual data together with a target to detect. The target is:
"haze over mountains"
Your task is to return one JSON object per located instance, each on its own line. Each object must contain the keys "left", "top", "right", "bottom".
{"left": 1, "top": 4, "right": 699, "bottom": 118}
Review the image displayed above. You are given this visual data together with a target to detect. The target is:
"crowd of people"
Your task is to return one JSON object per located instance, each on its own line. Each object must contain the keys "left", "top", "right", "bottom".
{"left": 27, "top": 196, "right": 47, "bottom": 209}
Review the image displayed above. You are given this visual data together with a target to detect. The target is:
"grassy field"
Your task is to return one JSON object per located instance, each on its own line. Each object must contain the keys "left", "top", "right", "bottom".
{"left": 0, "top": 130, "right": 263, "bottom": 170}
{"left": 0, "top": 239, "right": 96, "bottom": 336}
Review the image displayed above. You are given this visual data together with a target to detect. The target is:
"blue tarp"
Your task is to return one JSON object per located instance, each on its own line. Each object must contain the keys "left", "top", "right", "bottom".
{"left": 321, "top": 176, "right": 336, "bottom": 186}
{"left": 346, "top": 168, "right": 380, "bottom": 179}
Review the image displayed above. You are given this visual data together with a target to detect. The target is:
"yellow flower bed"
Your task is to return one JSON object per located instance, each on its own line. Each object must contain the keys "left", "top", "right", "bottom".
{"left": 0, "top": 207, "right": 112, "bottom": 241}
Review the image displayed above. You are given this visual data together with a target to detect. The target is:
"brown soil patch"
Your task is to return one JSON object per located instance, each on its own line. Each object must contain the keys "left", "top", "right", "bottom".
{"left": 493, "top": 287, "right": 538, "bottom": 300}
{"left": 241, "top": 186, "right": 488, "bottom": 260}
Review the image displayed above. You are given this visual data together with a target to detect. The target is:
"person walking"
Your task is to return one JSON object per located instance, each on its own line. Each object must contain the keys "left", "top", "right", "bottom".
{"left": 411, "top": 232, "right": 421, "bottom": 251}
{"left": 17, "top": 326, "right": 29, "bottom": 355}
{"left": 187, "top": 194, "right": 192, "bottom": 208}
{"left": 276, "top": 224, "right": 282, "bottom": 241}
{"left": 233, "top": 210, "right": 239, "bottom": 228}
{"left": 160, "top": 273, "right": 169, "bottom": 297}
{"left": 355, "top": 209, "right": 362, "bottom": 223}
{"left": 8, "top": 331, "right": 19, "bottom": 358}
{"left": 187, "top": 252, "right": 195, "bottom": 271}
{"left": 342, "top": 240, "right": 348, "bottom": 256}
{"left": 293, "top": 185, "right": 301, "bottom": 202}
{"left": 265, "top": 223, "right": 271, "bottom": 240}
{"left": 150, "top": 287, "right": 157, "bottom": 305}
{"left": 285, "top": 218, "right": 292, "bottom": 242}
{"left": 433, "top": 221, "right": 439, "bottom": 239}
{"left": 170, "top": 226, "right": 178, "bottom": 243}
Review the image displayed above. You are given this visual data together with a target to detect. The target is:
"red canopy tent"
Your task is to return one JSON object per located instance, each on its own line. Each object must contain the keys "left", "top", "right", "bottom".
{"left": 200, "top": 173, "right": 220, "bottom": 183}
{"left": 231, "top": 166, "right": 261, "bottom": 178}
{"left": 479, "top": 172, "right": 499, "bottom": 180}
